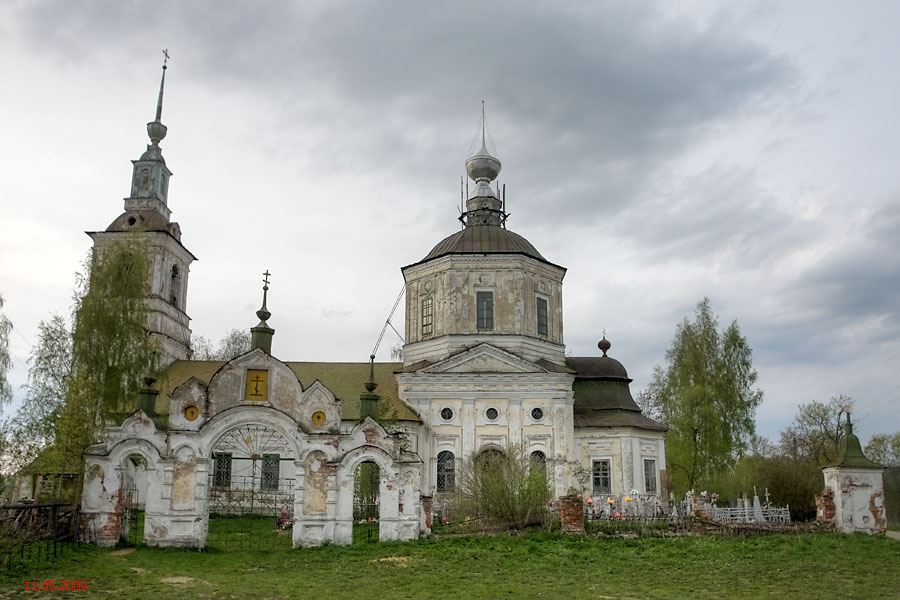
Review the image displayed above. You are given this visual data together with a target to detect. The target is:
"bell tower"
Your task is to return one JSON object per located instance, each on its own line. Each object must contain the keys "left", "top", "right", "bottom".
{"left": 87, "top": 51, "right": 196, "bottom": 367}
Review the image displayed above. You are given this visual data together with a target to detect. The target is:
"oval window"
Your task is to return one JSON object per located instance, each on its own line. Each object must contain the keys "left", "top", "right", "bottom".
{"left": 440, "top": 407, "right": 454, "bottom": 421}
{"left": 485, "top": 407, "right": 499, "bottom": 421}
{"left": 531, "top": 407, "right": 544, "bottom": 421}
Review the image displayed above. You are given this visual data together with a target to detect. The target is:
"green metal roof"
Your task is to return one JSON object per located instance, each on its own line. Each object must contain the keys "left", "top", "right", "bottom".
{"left": 155, "top": 360, "right": 419, "bottom": 422}
{"left": 824, "top": 418, "right": 881, "bottom": 469}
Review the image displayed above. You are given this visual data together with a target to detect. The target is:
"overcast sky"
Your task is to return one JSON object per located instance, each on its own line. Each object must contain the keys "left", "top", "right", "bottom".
{"left": 2, "top": 1, "right": 899, "bottom": 445}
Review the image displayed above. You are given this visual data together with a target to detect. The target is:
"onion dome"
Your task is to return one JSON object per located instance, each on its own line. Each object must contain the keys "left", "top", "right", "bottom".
{"left": 466, "top": 139, "right": 501, "bottom": 199}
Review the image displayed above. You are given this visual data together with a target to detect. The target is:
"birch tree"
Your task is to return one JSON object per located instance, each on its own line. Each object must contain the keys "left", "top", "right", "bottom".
{"left": 649, "top": 298, "right": 763, "bottom": 492}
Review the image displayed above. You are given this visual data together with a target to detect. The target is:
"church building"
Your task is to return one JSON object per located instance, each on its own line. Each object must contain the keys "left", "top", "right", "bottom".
{"left": 79, "top": 63, "right": 667, "bottom": 548}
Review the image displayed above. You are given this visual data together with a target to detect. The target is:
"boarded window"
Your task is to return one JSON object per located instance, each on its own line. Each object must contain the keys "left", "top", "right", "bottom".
{"left": 422, "top": 297, "right": 433, "bottom": 336}
{"left": 536, "top": 297, "right": 548, "bottom": 336}
{"left": 436, "top": 451, "right": 455, "bottom": 492}
{"left": 592, "top": 459, "right": 611, "bottom": 494}
{"left": 644, "top": 459, "right": 657, "bottom": 494}
{"left": 213, "top": 453, "right": 232, "bottom": 489}
{"left": 476, "top": 291, "right": 493, "bottom": 330}
{"left": 262, "top": 454, "right": 280, "bottom": 491}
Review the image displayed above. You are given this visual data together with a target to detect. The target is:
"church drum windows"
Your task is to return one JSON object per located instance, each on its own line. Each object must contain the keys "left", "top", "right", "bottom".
{"left": 536, "top": 296, "right": 548, "bottom": 336}
{"left": 476, "top": 291, "right": 494, "bottom": 330}
{"left": 421, "top": 297, "right": 433, "bottom": 336}
{"left": 643, "top": 459, "right": 657, "bottom": 495}
{"left": 436, "top": 450, "right": 455, "bottom": 492}
{"left": 592, "top": 459, "right": 611, "bottom": 495}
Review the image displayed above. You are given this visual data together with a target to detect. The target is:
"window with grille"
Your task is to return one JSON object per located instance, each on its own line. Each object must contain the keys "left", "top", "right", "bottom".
{"left": 437, "top": 451, "right": 455, "bottom": 492}
{"left": 213, "top": 453, "right": 232, "bottom": 489}
{"left": 422, "top": 297, "right": 433, "bottom": 336}
{"left": 476, "top": 291, "right": 493, "bottom": 330}
{"left": 644, "top": 459, "right": 657, "bottom": 494}
{"left": 262, "top": 454, "right": 280, "bottom": 491}
{"left": 592, "top": 459, "right": 611, "bottom": 494}
{"left": 536, "top": 297, "right": 548, "bottom": 336}
{"left": 530, "top": 450, "right": 547, "bottom": 475}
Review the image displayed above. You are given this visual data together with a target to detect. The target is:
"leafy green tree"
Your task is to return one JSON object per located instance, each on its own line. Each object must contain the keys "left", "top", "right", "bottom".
{"left": 778, "top": 395, "right": 853, "bottom": 464}
{"left": 649, "top": 298, "right": 763, "bottom": 493}
{"left": 447, "top": 445, "right": 552, "bottom": 529}
{"left": 864, "top": 432, "right": 900, "bottom": 467}
{"left": 192, "top": 329, "right": 251, "bottom": 360}
{"left": 0, "top": 294, "right": 13, "bottom": 406}
{"left": 4, "top": 315, "right": 73, "bottom": 472}
{"left": 46, "top": 236, "right": 157, "bottom": 472}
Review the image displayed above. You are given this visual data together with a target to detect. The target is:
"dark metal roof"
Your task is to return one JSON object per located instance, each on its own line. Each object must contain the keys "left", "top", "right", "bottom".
{"left": 565, "top": 356, "right": 630, "bottom": 380}
{"left": 572, "top": 379, "right": 640, "bottom": 412}
{"left": 574, "top": 408, "right": 668, "bottom": 431}
{"left": 567, "top": 356, "right": 668, "bottom": 431}
{"left": 410, "top": 225, "right": 556, "bottom": 267}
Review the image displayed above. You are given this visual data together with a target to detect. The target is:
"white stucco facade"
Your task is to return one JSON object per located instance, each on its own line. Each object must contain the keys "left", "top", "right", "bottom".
{"left": 80, "top": 78, "right": 667, "bottom": 548}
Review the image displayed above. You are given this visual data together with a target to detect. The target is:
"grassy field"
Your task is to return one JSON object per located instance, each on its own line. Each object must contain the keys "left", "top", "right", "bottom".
{"left": 1, "top": 531, "right": 898, "bottom": 599}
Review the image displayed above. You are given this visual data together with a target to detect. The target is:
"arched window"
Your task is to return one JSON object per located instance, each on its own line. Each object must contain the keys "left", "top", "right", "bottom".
{"left": 170, "top": 264, "right": 181, "bottom": 308}
{"left": 436, "top": 451, "right": 455, "bottom": 492}
{"left": 530, "top": 450, "right": 546, "bottom": 469}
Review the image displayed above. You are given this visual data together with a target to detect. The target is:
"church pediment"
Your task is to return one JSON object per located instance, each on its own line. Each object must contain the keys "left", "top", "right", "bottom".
{"left": 421, "top": 343, "right": 546, "bottom": 374}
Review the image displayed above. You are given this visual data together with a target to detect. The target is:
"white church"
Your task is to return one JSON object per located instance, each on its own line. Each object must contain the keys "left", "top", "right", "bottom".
{"left": 80, "top": 63, "right": 667, "bottom": 548}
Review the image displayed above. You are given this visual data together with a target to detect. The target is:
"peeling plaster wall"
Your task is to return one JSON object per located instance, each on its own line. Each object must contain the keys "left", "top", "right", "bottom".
{"left": 574, "top": 427, "right": 667, "bottom": 501}
{"left": 83, "top": 383, "right": 424, "bottom": 549}
{"left": 821, "top": 467, "right": 887, "bottom": 535}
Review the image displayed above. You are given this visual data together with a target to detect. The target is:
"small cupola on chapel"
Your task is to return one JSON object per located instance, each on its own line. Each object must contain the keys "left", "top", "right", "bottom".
{"left": 250, "top": 270, "right": 275, "bottom": 354}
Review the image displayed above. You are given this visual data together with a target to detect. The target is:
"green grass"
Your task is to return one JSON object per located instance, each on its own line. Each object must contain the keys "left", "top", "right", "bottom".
{"left": 2, "top": 532, "right": 898, "bottom": 599}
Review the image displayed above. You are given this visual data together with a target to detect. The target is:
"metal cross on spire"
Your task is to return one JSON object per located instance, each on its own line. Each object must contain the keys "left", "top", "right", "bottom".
{"left": 256, "top": 269, "right": 272, "bottom": 324}
{"left": 154, "top": 49, "right": 169, "bottom": 123}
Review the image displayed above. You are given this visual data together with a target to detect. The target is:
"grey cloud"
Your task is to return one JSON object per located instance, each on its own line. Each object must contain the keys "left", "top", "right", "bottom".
{"left": 13, "top": 1, "right": 794, "bottom": 232}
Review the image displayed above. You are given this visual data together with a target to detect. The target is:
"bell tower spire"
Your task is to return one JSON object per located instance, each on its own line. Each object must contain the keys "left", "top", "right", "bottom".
{"left": 147, "top": 48, "right": 169, "bottom": 146}
{"left": 125, "top": 50, "right": 174, "bottom": 220}
{"left": 87, "top": 52, "right": 197, "bottom": 369}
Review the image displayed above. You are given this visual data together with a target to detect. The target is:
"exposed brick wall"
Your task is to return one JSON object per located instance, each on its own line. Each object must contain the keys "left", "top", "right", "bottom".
{"left": 559, "top": 494, "right": 584, "bottom": 533}
{"left": 816, "top": 488, "right": 836, "bottom": 527}
{"left": 421, "top": 495, "right": 433, "bottom": 530}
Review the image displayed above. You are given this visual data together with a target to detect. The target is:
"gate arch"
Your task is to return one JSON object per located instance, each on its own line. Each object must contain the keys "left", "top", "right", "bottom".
{"left": 200, "top": 407, "right": 305, "bottom": 549}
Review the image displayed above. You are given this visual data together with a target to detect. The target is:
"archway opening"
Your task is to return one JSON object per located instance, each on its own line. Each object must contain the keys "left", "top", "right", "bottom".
{"left": 120, "top": 454, "right": 149, "bottom": 546}
{"left": 352, "top": 460, "right": 381, "bottom": 543}
{"left": 207, "top": 423, "right": 295, "bottom": 550}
